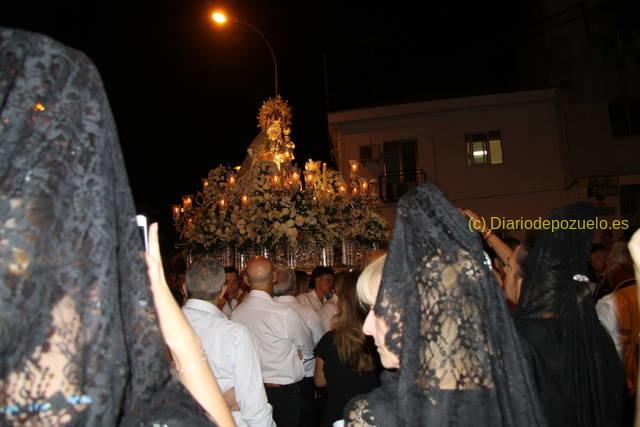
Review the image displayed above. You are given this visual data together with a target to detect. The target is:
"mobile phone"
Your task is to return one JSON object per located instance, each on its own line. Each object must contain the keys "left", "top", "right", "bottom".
{"left": 483, "top": 250, "right": 492, "bottom": 268}
{"left": 136, "top": 214, "right": 149, "bottom": 252}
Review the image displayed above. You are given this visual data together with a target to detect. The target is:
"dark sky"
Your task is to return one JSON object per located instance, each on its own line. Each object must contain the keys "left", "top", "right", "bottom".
{"left": 3, "top": 0, "right": 523, "bottom": 247}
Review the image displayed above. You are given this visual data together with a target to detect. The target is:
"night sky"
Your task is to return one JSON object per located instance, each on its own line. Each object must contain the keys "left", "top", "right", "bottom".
{"left": 3, "top": 0, "right": 524, "bottom": 248}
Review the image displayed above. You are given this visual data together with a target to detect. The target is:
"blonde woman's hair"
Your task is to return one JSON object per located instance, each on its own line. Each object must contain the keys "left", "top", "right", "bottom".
{"left": 356, "top": 254, "right": 387, "bottom": 306}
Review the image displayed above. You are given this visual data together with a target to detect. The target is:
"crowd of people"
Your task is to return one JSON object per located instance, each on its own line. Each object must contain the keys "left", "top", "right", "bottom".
{"left": 3, "top": 27, "right": 640, "bottom": 427}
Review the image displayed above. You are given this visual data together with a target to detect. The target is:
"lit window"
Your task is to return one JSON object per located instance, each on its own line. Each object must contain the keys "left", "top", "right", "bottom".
{"left": 466, "top": 131, "right": 503, "bottom": 166}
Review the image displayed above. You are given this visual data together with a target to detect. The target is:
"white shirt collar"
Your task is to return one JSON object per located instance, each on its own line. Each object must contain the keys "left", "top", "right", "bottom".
{"left": 184, "top": 298, "right": 226, "bottom": 319}
{"left": 249, "top": 289, "right": 273, "bottom": 301}
{"left": 307, "top": 289, "right": 322, "bottom": 301}
{"left": 275, "top": 295, "right": 297, "bottom": 303}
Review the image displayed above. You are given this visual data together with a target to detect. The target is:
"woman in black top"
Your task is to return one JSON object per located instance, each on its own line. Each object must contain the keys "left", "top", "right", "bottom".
{"left": 314, "top": 271, "right": 380, "bottom": 427}
{"left": 511, "top": 203, "right": 625, "bottom": 427}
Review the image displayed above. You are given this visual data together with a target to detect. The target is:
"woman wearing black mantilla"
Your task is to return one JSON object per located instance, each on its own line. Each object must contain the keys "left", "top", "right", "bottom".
{"left": 344, "top": 183, "right": 546, "bottom": 426}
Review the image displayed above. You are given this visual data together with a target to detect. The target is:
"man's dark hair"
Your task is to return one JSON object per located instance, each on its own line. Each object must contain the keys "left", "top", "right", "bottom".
{"left": 309, "top": 266, "right": 335, "bottom": 289}
{"left": 186, "top": 256, "right": 225, "bottom": 301}
{"left": 224, "top": 266, "right": 239, "bottom": 275}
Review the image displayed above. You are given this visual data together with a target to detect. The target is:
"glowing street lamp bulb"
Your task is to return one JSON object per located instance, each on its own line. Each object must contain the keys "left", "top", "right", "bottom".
{"left": 212, "top": 11, "right": 227, "bottom": 24}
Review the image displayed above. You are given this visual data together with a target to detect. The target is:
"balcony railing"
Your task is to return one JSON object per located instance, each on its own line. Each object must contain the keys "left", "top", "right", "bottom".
{"left": 378, "top": 169, "right": 428, "bottom": 203}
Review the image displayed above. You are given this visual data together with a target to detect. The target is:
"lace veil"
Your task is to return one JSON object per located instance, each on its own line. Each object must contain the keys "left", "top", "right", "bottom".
{"left": 512, "top": 203, "right": 625, "bottom": 427}
{"left": 346, "top": 183, "right": 545, "bottom": 426}
{"left": 0, "top": 28, "right": 212, "bottom": 425}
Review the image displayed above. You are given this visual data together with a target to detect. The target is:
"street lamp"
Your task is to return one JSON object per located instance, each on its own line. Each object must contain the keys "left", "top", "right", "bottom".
{"left": 210, "top": 10, "right": 279, "bottom": 96}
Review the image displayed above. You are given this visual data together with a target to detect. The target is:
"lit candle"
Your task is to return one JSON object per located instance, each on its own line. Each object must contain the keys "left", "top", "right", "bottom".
{"left": 218, "top": 198, "right": 227, "bottom": 209}
{"left": 182, "top": 195, "right": 193, "bottom": 210}
{"left": 303, "top": 170, "right": 315, "bottom": 188}
{"left": 322, "top": 162, "right": 327, "bottom": 189}
{"left": 273, "top": 175, "right": 281, "bottom": 188}
{"left": 338, "top": 184, "right": 347, "bottom": 194}
{"left": 202, "top": 178, "right": 209, "bottom": 188}
{"left": 228, "top": 175, "right": 236, "bottom": 187}
{"left": 349, "top": 160, "right": 359, "bottom": 174}
{"left": 171, "top": 204, "right": 181, "bottom": 220}
{"left": 360, "top": 180, "right": 369, "bottom": 194}
{"left": 291, "top": 171, "right": 300, "bottom": 183}
{"left": 241, "top": 195, "right": 249, "bottom": 207}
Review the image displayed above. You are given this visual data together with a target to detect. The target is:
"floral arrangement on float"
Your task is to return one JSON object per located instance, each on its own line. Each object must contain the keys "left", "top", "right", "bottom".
{"left": 172, "top": 96, "right": 388, "bottom": 270}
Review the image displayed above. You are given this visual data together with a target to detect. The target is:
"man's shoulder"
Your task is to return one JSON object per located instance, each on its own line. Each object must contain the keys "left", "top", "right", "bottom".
{"left": 294, "top": 301, "right": 320, "bottom": 318}
{"left": 183, "top": 304, "right": 219, "bottom": 323}
{"left": 234, "top": 294, "right": 293, "bottom": 318}
{"left": 296, "top": 291, "right": 312, "bottom": 302}
{"left": 318, "top": 300, "right": 335, "bottom": 312}
{"left": 203, "top": 316, "right": 256, "bottom": 351}
{"left": 272, "top": 300, "right": 299, "bottom": 318}
{"left": 189, "top": 310, "right": 237, "bottom": 332}
{"left": 614, "top": 284, "right": 639, "bottom": 308}
{"left": 282, "top": 303, "right": 307, "bottom": 325}
{"left": 597, "top": 290, "right": 617, "bottom": 304}
{"left": 597, "top": 286, "right": 638, "bottom": 315}
{"left": 224, "top": 319, "right": 256, "bottom": 346}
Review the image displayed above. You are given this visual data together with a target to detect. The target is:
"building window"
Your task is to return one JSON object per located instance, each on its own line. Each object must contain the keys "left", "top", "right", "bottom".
{"left": 379, "top": 139, "right": 422, "bottom": 202}
{"left": 466, "top": 131, "right": 503, "bottom": 166}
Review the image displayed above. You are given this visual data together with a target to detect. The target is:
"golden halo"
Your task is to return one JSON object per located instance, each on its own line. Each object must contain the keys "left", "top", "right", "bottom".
{"left": 257, "top": 95, "right": 292, "bottom": 131}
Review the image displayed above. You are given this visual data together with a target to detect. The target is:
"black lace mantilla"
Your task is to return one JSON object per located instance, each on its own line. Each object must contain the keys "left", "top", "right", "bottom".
{"left": 0, "top": 28, "right": 212, "bottom": 425}
{"left": 345, "top": 183, "right": 545, "bottom": 426}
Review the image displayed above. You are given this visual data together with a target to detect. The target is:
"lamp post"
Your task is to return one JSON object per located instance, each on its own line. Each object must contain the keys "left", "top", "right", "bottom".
{"left": 211, "top": 11, "right": 279, "bottom": 96}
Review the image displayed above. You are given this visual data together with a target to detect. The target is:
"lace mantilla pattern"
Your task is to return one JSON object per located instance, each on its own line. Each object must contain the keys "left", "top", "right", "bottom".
{"left": 0, "top": 28, "right": 211, "bottom": 426}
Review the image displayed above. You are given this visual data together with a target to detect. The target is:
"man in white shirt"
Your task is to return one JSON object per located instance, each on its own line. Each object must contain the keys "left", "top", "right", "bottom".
{"left": 596, "top": 242, "right": 638, "bottom": 394}
{"left": 296, "top": 266, "right": 335, "bottom": 312}
{"left": 274, "top": 266, "right": 324, "bottom": 426}
{"left": 183, "top": 256, "right": 274, "bottom": 427}
{"left": 222, "top": 266, "right": 242, "bottom": 318}
{"left": 232, "top": 257, "right": 314, "bottom": 427}
{"left": 274, "top": 266, "right": 325, "bottom": 345}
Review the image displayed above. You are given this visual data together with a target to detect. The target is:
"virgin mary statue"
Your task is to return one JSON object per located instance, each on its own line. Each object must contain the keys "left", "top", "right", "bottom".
{"left": 236, "top": 96, "right": 295, "bottom": 190}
